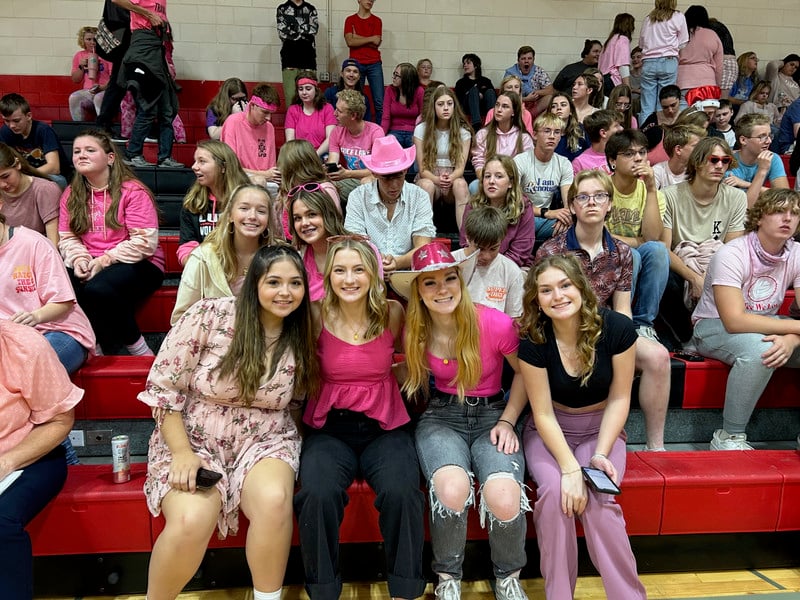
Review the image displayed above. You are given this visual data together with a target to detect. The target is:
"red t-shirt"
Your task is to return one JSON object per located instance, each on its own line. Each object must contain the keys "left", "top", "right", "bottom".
{"left": 344, "top": 13, "right": 382, "bottom": 65}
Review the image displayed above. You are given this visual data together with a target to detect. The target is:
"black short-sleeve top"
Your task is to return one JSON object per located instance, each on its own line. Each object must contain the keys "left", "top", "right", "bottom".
{"left": 517, "top": 309, "right": 637, "bottom": 409}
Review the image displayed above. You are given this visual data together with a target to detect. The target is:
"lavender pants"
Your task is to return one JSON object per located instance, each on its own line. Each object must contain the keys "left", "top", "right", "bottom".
{"left": 523, "top": 409, "right": 646, "bottom": 600}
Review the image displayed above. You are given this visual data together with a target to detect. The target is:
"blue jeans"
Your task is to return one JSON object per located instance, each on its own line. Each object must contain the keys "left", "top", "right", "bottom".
{"left": 43, "top": 331, "right": 87, "bottom": 375}
{"left": 389, "top": 130, "right": 416, "bottom": 176}
{"left": 639, "top": 57, "right": 678, "bottom": 124}
{"left": 415, "top": 395, "right": 529, "bottom": 580}
{"left": 464, "top": 86, "right": 497, "bottom": 128}
{"left": 359, "top": 62, "right": 384, "bottom": 125}
{"left": 630, "top": 241, "right": 670, "bottom": 327}
{"left": 127, "top": 83, "right": 177, "bottom": 162}
{"left": 534, "top": 216, "right": 557, "bottom": 241}
{"left": 0, "top": 446, "right": 67, "bottom": 598}
{"left": 294, "top": 410, "right": 425, "bottom": 600}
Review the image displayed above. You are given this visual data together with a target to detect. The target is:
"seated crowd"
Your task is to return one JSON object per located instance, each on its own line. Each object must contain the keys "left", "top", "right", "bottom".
{"left": 2, "top": 1, "right": 800, "bottom": 598}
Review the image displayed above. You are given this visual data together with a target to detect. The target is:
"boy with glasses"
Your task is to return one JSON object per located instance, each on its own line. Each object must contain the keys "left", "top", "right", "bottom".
{"left": 724, "top": 113, "right": 789, "bottom": 206}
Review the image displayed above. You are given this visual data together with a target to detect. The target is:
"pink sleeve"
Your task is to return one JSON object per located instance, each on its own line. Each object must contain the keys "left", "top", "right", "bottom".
{"left": 471, "top": 129, "right": 488, "bottom": 171}
{"left": 322, "top": 103, "right": 337, "bottom": 127}
{"left": 285, "top": 105, "right": 299, "bottom": 129}
{"left": 380, "top": 88, "right": 393, "bottom": 132}
{"left": 329, "top": 127, "right": 343, "bottom": 157}
{"left": 177, "top": 240, "right": 199, "bottom": 266}
{"left": 71, "top": 52, "right": 82, "bottom": 73}
{"left": 504, "top": 201, "right": 535, "bottom": 268}
{"left": 57, "top": 186, "right": 92, "bottom": 267}
{"left": 676, "top": 13, "right": 689, "bottom": 48}
{"left": 105, "top": 182, "right": 160, "bottom": 264}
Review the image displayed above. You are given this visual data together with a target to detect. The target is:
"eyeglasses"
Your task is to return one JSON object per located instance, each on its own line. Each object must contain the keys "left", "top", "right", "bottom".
{"left": 746, "top": 134, "right": 772, "bottom": 142}
{"left": 288, "top": 182, "right": 323, "bottom": 197}
{"left": 538, "top": 128, "right": 562, "bottom": 137}
{"left": 230, "top": 94, "right": 247, "bottom": 101}
{"left": 618, "top": 148, "right": 647, "bottom": 158}
{"left": 326, "top": 234, "right": 371, "bottom": 244}
{"left": 615, "top": 102, "right": 631, "bottom": 110}
{"left": 392, "top": 72, "right": 401, "bottom": 79}
{"left": 706, "top": 156, "right": 733, "bottom": 166}
{"left": 573, "top": 192, "right": 610, "bottom": 206}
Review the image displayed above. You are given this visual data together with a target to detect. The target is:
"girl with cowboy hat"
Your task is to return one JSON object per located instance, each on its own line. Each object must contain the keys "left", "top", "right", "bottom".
{"left": 389, "top": 241, "right": 531, "bottom": 600}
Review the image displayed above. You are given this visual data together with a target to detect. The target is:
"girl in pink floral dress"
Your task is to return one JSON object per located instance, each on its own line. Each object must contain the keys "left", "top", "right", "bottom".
{"left": 138, "top": 244, "right": 319, "bottom": 600}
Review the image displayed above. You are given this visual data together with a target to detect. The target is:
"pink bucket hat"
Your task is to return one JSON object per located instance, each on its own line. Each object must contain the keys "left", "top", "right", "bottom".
{"left": 389, "top": 242, "right": 474, "bottom": 299}
{"left": 361, "top": 135, "right": 416, "bottom": 174}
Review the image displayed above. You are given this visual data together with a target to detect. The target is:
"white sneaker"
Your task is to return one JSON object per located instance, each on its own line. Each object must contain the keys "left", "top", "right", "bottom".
{"left": 710, "top": 429, "right": 753, "bottom": 450}
{"left": 495, "top": 575, "right": 527, "bottom": 600}
{"left": 636, "top": 325, "right": 661, "bottom": 343}
{"left": 435, "top": 578, "right": 461, "bottom": 600}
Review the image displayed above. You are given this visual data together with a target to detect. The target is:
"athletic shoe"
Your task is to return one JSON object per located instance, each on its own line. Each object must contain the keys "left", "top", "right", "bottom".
{"left": 158, "top": 157, "right": 185, "bottom": 168}
{"left": 435, "top": 579, "right": 461, "bottom": 600}
{"left": 144, "top": 137, "right": 158, "bottom": 143}
{"left": 495, "top": 576, "right": 527, "bottom": 600}
{"left": 710, "top": 429, "right": 753, "bottom": 450}
{"left": 123, "top": 155, "right": 154, "bottom": 167}
{"left": 636, "top": 325, "right": 661, "bottom": 343}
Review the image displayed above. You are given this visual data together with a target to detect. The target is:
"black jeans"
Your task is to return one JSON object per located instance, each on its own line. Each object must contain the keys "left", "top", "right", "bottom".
{"left": 68, "top": 260, "right": 163, "bottom": 352}
{"left": 294, "top": 410, "right": 425, "bottom": 600}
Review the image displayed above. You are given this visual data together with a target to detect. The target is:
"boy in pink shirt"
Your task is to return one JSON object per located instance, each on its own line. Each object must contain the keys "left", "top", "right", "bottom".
{"left": 572, "top": 110, "right": 623, "bottom": 175}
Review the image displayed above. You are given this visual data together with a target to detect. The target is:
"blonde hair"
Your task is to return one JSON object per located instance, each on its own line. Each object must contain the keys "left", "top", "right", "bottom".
{"left": 77, "top": 26, "right": 97, "bottom": 49}
{"left": 470, "top": 154, "right": 527, "bottom": 226}
{"left": 402, "top": 269, "right": 481, "bottom": 401}
{"left": 745, "top": 189, "right": 800, "bottom": 233}
{"left": 649, "top": 0, "right": 678, "bottom": 23}
{"left": 182, "top": 140, "right": 249, "bottom": 215}
{"left": 420, "top": 87, "right": 471, "bottom": 173}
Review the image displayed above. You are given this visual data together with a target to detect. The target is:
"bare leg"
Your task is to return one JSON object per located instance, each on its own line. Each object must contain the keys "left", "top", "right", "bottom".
{"left": 453, "top": 178, "right": 470, "bottom": 231}
{"left": 635, "top": 337, "right": 671, "bottom": 450}
{"left": 147, "top": 488, "right": 221, "bottom": 600}
{"left": 240, "top": 457, "right": 296, "bottom": 592}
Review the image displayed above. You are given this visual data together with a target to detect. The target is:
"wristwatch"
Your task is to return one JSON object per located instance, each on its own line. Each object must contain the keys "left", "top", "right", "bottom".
{"left": 540, "top": 207, "right": 548, "bottom": 218}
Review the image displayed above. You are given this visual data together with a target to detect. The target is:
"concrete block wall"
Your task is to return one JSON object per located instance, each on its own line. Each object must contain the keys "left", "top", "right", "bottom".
{"left": 1, "top": 1, "right": 797, "bottom": 91}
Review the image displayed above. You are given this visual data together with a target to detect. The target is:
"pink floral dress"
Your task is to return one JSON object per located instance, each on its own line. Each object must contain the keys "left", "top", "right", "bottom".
{"left": 138, "top": 296, "right": 301, "bottom": 537}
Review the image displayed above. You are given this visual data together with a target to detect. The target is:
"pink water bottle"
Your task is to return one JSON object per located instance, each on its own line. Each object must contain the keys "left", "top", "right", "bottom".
{"left": 87, "top": 53, "right": 99, "bottom": 81}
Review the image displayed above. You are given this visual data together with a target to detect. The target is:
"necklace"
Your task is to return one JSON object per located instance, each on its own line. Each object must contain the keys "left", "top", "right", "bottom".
{"left": 339, "top": 316, "right": 367, "bottom": 341}
{"left": 381, "top": 197, "right": 400, "bottom": 206}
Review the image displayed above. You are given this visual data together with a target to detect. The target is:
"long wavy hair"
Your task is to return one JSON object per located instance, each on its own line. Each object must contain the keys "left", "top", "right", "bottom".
{"left": 66, "top": 129, "right": 152, "bottom": 234}
{"left": 183, "top": 140, "right": 249, "bottom": 215}
{"left": 608, "top": 84, "right": 635, "bottom": 129}
{"left": 483, "top": 91, "right": 527, "bottom": 159}
{"left": 402, "top": 268, "right": 481, "bottom": 401}
{"left": 277, "top": 140, "right": 330, "bottom": 197}
{"left": 605, "top": 13, "right": 635, "bottom": 46}
{"left": 420, "top": 86, "right": 471, "bottom": 173}
{"left": 391, "top": 62, "right": 420, "bottom": 108}
{"left": 550, "top": 93, "right": 584, "bottom": 153}
{"left": 322, "top": 239, "right": 388, "bottom": 341}
{"left": 217, "top": 244, "right": 319, "bottom": 404}
{"left": 470, "top": 154, "right": 526, "bottom": 226}
{"left": 202, "top": 183, "right": 274, "bottom": 281}
{"left": 0, "top": 142, "right": 49, "bottom": 188}
{"left": 518, "top": 254, "right": 603, "bottom": 386}
{"left": 207, "top": 78, "right": 248, "bottom": 126}
{"left": 288, "top": 189, "right": 347, "bottom": 249}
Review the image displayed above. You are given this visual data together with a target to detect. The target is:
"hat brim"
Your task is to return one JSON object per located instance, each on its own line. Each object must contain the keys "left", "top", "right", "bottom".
{"left": 361, "top": 146, "right": 416, "bottom": 175}
{"left": 389, "top": 251, "right": 476, "bottom": 300}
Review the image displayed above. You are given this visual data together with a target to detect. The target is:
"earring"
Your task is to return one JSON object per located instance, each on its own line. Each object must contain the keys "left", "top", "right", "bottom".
{"left": 610, "top": 163, "right": 616, "bottom": 171}
{"left": 228, "top": 221, "right": 234, "bottom": 234}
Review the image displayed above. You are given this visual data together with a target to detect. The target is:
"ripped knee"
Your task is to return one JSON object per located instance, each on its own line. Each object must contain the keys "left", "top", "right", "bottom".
{"left": 430, "top": 465, "right": 473, "bottom": 517}
{"left": 478, "top": 472, "right": 532, "bottom": 528}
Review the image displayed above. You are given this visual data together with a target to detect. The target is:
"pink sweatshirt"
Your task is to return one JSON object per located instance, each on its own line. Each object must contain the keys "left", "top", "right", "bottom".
{"left": 381, "top": 85, "right": 425, "bottom": 133}
{"left": 639, "top": 11, "right": 689, "bottom": 60}
{"left": 678, "top": 27, "right": 723, "bottom": 89}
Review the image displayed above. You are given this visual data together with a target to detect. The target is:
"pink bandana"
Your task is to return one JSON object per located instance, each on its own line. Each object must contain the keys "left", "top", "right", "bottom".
{"left": 250, "top": 96, "right": 277, "bottom": 112}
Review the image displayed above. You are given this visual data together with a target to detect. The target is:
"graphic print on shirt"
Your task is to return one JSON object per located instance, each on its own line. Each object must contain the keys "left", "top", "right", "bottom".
{"left": 12, "top": 264, "right": 35, "bottom": 293}
{"left": 712, "top": 220, "right": 722, "bottom": 240}
{"left": 746, "top": 274, "right": 779, "bottom": 312}
{"left": 199, "top": 211, "right": 219, "bottom": 238}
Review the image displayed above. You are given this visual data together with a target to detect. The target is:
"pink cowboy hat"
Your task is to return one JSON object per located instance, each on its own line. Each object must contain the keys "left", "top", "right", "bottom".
{"left": 361, "top": 135, "right": 416, "bottom": 174}
{"left": 389, "top": 242, "right": 475, "bottom": 300}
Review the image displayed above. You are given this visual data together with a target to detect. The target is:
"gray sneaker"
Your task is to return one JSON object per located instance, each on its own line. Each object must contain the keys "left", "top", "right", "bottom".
{"left": 435, "top": 578, "right": 461, "bottom": 600}
{"left": 495, "top": 576, "right": 527, "bottom": 600}
{"left": 158, "top": 157, "right": 185, "bottom": 168}
{"left": 124, "top": 155, "right": 154, "bottom": 167}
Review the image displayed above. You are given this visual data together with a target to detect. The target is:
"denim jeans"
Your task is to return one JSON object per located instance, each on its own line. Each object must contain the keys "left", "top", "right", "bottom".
{"left": 359, "top": 62, "right": 384, "bottom": 125}
{"left": 630, "top": 241, "right": 669, "bottom": 327}
{"left": 389, "top": 130, "right": 417, "bottom": 176}
{"left": 534, "top": 216, "right": 557, "bottom": 241}
{"left": 463, "top": 86, "right": 497, "bottom": 129}
{"left": 126, "top": 82, "right": 177, "bottom": 162}
{"left": 692, "top": 317, "right": 800, "bottom": 434}
{"left": 415, "top": 396, "right": 528, "bottom": 580}
{"left": 294, "top": 410, "right": 425, "bottom": 600}
{"left": 43, "top": 331, "right": 87, "bottom": 375}
{"left": 639, "top": 57, "right": 678, "bottom": 124}
{"left": 0, "top": 446, "right": 67, "bottom": 598}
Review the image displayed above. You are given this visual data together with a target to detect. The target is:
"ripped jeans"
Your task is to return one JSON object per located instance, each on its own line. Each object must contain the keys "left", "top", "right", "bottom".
{"left": 415, "top": 394, "right": 529, "bottom": 580}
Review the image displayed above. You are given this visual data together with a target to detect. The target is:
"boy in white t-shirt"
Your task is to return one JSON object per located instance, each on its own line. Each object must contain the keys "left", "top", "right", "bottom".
{"left": 652, "top": 122, "right": 706, "bottom": 189}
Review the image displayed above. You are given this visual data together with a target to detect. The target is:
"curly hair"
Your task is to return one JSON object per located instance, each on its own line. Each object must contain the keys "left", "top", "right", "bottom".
{"left": 744, "top": 189, "right": 800, "bottom": 233}
{"left": 77, "top": 26, "right": 97, "bottom": 49}
{"left": 518, "top": 254, "right": 603, "bottom": 386}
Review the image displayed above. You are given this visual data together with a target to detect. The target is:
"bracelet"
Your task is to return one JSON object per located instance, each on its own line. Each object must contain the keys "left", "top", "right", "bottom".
{"left": 591, "top": 453, "right": 607, "bottom": 462}
{"left": 497, "top": 418, "right": 515, "bottom": 428}
{"left": 561, "top": 467, "right": 581, "bottom": 475}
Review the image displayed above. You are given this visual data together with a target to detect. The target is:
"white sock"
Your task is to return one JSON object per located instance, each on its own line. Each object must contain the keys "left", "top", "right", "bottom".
{"left": 253, "top": 588, "right": 282, "bottom": 600}
{"left": 126, "top": 336, "right": 154, "bottom": 356}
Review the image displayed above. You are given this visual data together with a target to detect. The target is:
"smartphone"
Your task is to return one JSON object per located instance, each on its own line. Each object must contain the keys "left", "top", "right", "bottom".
{"left": 581, "top": 467, "right": 621, "bottom": 495}
{"left": 674, "top": 351, "right": 705, "bottom": 362}
{"left": 325, "top": 162, "right": 340, "bottom": 173}
{"left": 196, "top": 467, "right": 222, "bottom": 489}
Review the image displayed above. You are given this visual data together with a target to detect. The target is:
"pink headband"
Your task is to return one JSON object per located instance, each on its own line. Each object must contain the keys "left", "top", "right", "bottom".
{"left": 297, "top": 77, "right": 317, "bottom": 87}
{"left": 249, "top": 96, "right": 277, "bottom": 112}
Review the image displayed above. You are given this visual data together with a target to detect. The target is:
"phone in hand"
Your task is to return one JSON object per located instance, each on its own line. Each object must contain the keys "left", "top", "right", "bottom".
{"left": 195, "top": 467, "right": 222, "bottom": 489}
{"left": 581, "top": 467, "right": 621, "bottom": 495}
{"left": 325, "top": 162, "right": 340, "bottom": 173}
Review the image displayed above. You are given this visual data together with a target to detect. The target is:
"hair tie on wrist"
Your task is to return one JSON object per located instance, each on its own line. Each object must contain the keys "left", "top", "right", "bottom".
{"left": 561, "top": 467, "right": 581, "bottom": 475}
{"left": 497, "top": 418, "right": 515, "bottom": 428}
{"left": 591, "top": 453, "right": 607, "bottom": 461}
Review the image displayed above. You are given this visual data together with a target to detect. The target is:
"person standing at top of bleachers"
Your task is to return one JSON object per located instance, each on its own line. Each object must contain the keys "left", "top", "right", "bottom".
{"left": 68, "top": 26, "right": 112, "bottom": 122}
{"left": 276, "top": 0, "right": 318, "bottom": 103}
{"left": 119, "top": 0, "right": 184, "bottom": 169}
{"left": 344, "top": 0, "right": 384, "bottom": 124}
{"left": 59, "top": 129, "right": 165, "bottom": 356}
{"left": 177, "top": 140, "right": 250, "bottom": 266}
{"left": 690, "top": 188, "right": 800, "bottom": 450}
{"left": 0, "top": 93, "right": 71, "bottom": 189}
{"left": 221, "top": 83, "right": 281, "bottom": 194}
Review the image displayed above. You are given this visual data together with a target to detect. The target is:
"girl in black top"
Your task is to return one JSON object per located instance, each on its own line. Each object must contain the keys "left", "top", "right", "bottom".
{"left": 517, "top": 254, "right": 646, "bottom": 600}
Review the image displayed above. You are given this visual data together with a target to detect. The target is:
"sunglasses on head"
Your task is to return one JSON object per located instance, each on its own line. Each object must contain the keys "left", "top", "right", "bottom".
{"left": 706, "top": 156, "right": 732, "bottom": 166}
{"left": 288, "top": 182, "right": 323, "bottom": 197}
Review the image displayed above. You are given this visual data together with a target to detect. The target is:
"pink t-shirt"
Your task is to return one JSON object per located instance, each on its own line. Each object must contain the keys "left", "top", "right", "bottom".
{"left": 344, "top": 13, "right": 382, "bottom": 65}
{"left": 428, "top": 305, "right": 519, "bottom": 396}
{"left": 301, "top": 245, "right": 325, "bottom": 302}
{"left": 285, "top": 103, "right": 336, "bottom": 149}
{"left": 130, "top": 0, "right": 167, "bottom": 31}
{"left": 599, "top": 34, "right": 631, "bottom": 87}
{"left": 639, "top": 11, "right": 689, "bottom": 60}
{"left": 0, "top": 176, "right": 60, "bottom": 235}
{"left": 0, "top": 226, "right": 96, "bottom": 351}
{"left": 71, "top": 50, "right": 112, "bottom": 89}
{"left": 0, "top": 320, "right": 84, "bottom": 454}
{"left": 572, "top": 147, "right": 613, "bottom": 175}
{"left": 693, "top": 233, "right": 800, "bottom": 323}
{"left": 329, "top": 121, "right": 385, "bottom": 170}
{"left": 220, "top": 110, "right": 277, "bottom": 172}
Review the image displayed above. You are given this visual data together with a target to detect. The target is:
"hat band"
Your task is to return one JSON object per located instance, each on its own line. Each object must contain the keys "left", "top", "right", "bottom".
{"left": 297, "top": 77, "right": 317, "bottom": 87}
